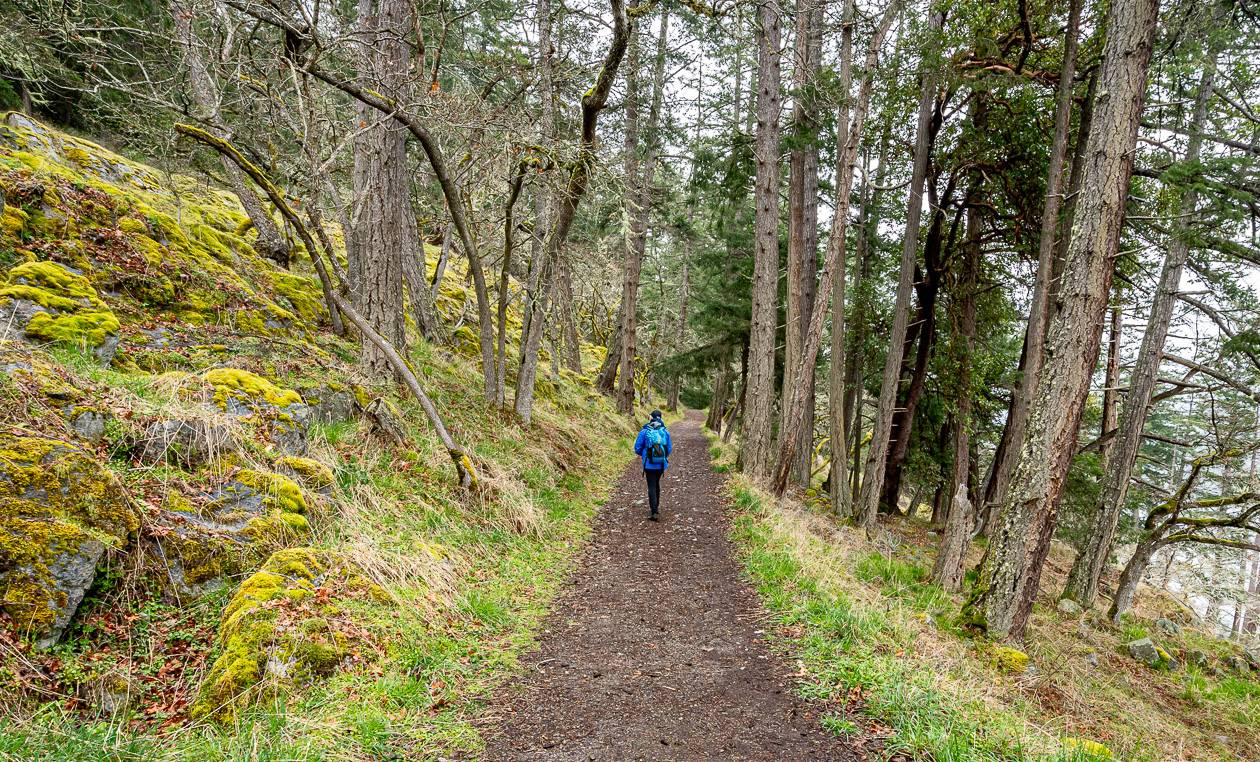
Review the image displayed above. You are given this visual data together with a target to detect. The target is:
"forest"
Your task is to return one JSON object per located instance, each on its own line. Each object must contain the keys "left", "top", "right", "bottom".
{"left": 1, "top": 0, "right": 1259, "bottom": 759}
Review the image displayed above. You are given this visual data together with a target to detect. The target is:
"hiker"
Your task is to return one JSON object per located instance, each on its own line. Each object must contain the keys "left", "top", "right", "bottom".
{"left": 633, "top": 410, "right": 673, "bottom": 520}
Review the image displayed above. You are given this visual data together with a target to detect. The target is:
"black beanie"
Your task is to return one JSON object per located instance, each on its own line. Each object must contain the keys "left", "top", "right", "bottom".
{"left": 650, "top": 409, "right": 663, "bottom": 420}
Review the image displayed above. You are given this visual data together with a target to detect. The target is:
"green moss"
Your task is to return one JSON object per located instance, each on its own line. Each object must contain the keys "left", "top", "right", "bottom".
{"left": 990, "top": 645, "right": 1031, "bottom": 675}
{"left": 1, "top": 206, "right": 29, "bottom": 238}
{"left": 1062, "top": 737, "right": 1113, "bottom": 759}
{"left": 0, "top": 434, "right": 137, "bottom": 640}
{"left": 275, "top": 456, "right": 335, "bottom": 489}
{"left": 272, "top": 273, "right": 325, "bottom": 323}
{"left": 204, "top": 367, "right": 303, "bottom": 410}
{"left": 193, "top": 548, "right": 333, "bottom": 722}
{"left": 242, "top": 510, "right": 309, "bottom": 546}
{"left": 235, "top": 469, "right": 308, "bottom": 514}
{"left": 0, "top": 261, "right": 119, "bottom": 349}
{"left": 23, "top": 310, "right": 120, "bottom": 347}
{"left": 3, "top": 261, "right": 96, "bottom": 301}
{"left": 0, "top": 433, "right": 137, "bottom": 539}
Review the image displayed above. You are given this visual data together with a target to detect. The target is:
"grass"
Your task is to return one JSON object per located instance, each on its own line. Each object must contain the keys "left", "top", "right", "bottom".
{"left": 1, "top": 332, "right": 643, "bottom": 760}
{"left": 706, "top": 427, "right": 1258, "bottom": 761}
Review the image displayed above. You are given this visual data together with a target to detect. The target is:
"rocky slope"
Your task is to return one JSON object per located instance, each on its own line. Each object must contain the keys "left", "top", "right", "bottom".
{"left": 0, "top": 113, "right": 629, "bottom": 741}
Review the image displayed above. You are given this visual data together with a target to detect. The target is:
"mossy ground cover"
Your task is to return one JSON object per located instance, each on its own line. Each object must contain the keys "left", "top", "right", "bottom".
{"left": 707, "top": 430, "right": 1259, "bottom": 761}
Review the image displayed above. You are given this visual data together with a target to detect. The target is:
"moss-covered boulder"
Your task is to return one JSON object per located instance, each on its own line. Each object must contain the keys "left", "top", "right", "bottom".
{"left": 0, "top": 261, "right": 120, "bottom": 362}
{"left": 275, "top": 456, "right": 335, "bottom": 493}
{"left": 0, "top": 434, "right": 138, "bottom": 647}
{"left": 149, "top": 468, "right": 315, "bottom": 599}
{"left": 202, "top": 368, "right": 312, "bottom": 454}
{"left": 192, "top": 548, "right": 385, "bottom": 722}
{"left": 990, "top": 645, "right": 1032, "bottom": 675}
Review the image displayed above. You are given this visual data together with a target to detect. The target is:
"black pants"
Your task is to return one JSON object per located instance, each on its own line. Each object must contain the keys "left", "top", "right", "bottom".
{"left": 644, "top": 469, "right": 662, "bottom": 515}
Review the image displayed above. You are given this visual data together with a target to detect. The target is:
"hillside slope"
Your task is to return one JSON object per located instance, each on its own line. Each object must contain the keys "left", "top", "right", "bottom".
{"left": 0, "top": 113, "right": 634, "bottom": 759}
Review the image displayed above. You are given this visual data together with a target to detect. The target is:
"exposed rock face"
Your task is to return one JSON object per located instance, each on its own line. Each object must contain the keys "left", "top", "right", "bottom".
{"left": 154, "top": 468, "right": 312, "bottom": 599}
{"left": 138, "top": 418, "right": 237, "bottom": 467}
{"left": 0, "top": 434, "right": 138, "bottom": 647}
{"left": 0, "top": 261, "right": 120, "bottom": 363}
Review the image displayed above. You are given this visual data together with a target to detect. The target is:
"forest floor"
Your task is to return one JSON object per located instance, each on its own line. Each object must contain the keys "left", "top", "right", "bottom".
{"left": 476, "top": 413, "right": 867, "bottom": 761}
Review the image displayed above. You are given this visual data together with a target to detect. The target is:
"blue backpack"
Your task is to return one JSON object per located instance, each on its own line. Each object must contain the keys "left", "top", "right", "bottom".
{"left": 644, "top": 426, "right": 668, "bottom": 465}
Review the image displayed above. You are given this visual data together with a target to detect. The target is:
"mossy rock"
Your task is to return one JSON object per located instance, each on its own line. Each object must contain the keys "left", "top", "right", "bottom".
{"left": 203, "top": 368, "right": 303, "bottom": 412}
{"left": 0, "top": 433, "right": 138, "bottom": 647}
{"left": 275, "top": 456, "right": 335, "bottom": 492}
{"left": 192, "top": 548, "right": 384, "bottom": 722}
{"left": 0, "top": 261, "right": 119, "bottom": 362}
{"left": 1062, "top": 737, "right": 1113, "bottom": 759}
{"left": 989, "top": 645, "right": 1031, "bottom": 675}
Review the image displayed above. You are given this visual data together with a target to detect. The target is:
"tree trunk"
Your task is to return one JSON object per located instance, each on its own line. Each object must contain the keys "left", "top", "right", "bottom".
{"left": 616, "top": 12, "right": 669, "bottom": 415}
{"left": 775, "top": 0, "right": 901, "bottom": 498}
{"left": 1099, "top": 303, "right": 1123, "bottom": 466}
{"left": 667, "top": 253, "right": 691, "bottom": 412}
{"left": 351, "top": 0, "right": 414, "bottom": 376}
{"left": 1063, "top": 47, "right": 1217, "bottom": 609}
{"left": 707, "top": 350, "right": 732, "bottom": 432}
{"left": 781, "top": 0, "right": 824, "bottom": 488}
{"left": 933, "top": 195, "right": 981, "bottom": 592}
{"left": 595, "top": 301, "right": 624, "bottom": 393}
{"left": 856, "top": 6, "right": 942, "bottom": 529}
{"left": 962, "top": 0, "right": 1159, "bottom": 640}
{"left": 1109, "top": 537, "right": 1161, "bottom": 622}
{"left": 741, "top": 0, "right": 784, "bottom": 480}
{"left": 171, "top": 0, "right": 291, "bottom": 268}
{"left": 725, "top": 337, "right": 750, "bottom": 444}
{"left": 980, "top": 0, "right": 1081, "bottom": 524}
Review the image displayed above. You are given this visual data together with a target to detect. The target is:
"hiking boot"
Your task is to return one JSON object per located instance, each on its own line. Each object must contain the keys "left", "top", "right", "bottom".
{"left": 649, "top": 511, "right": 659, "bottom": 521}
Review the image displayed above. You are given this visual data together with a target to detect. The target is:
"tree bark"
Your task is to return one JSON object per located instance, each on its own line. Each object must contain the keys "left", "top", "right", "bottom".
{"left": 980, "top": 0, "right": 1081, "bottom": 524}
{"left": 1063, "top": 47, "right": 1217, "bottom": 609}
{"left": 741, "top": 0, "right": 784, "bottom": 480}
{"left": 962, "top": 0, "right": 1159, "bottom": 640}
{"left": 774, "top": 0, "right": 901, "bottom": 497}
{"left": 856, "top": 6, "right": 941, "bottom": 528}
{"left": 616, "top": 11, "right": 669, "bottom": 414}
{"left": 350, "top": 0, "right": 419, "bottom": 376}
{"left": 781, "top": 0, "right": 824, "bottom": 487}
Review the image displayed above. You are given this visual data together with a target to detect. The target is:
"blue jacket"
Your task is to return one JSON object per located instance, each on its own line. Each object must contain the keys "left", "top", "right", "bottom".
{"left": 634, "top": 420, "right": 672, "bottom": 470}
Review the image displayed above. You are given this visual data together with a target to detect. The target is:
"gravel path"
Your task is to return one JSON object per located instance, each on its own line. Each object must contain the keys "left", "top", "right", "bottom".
{"left": 477, "top": 413, "right": 860, "bottom": 761}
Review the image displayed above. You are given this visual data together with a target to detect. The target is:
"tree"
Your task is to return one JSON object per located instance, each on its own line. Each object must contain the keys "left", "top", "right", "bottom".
{"left": 962, "top": 0, "right": 1161, "bottom": 640}
{"left": 855, "top": 6, "right": 943, "bottom": 528}
{"left": 1063, "top": 28, "right": 1222, "bottom": 609}
{"left": 741, "top": 0, "right": 783, "bottom": 480}
{"left": 616, "top": 10, "right": 669, "bottom": 415}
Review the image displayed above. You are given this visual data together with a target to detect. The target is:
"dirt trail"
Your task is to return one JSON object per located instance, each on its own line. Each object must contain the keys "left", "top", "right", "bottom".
{"left": 478, "top": 413, "right": 860, "bottom": 761}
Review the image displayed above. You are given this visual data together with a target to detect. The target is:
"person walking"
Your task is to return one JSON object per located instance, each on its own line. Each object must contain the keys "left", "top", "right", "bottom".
{"left": 633, "top": 410, "right": 673, "bottom": 521}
